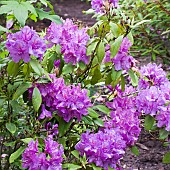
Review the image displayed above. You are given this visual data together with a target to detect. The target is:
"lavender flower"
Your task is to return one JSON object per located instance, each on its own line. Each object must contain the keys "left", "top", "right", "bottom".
{"left": 156, "top": 105, "right": 170, "bottom": 131}
{"left": 103, "top": 38, "right": 135, "bottom": 71}
{"left": 6, "top": 26, "right": 46, "bottom": 63}
{"left": 91, "top": 0, "right": 119, "bottom": 14}
{"left": 22, "top": 137, "right": 63, "bottom": 170}
{"left": 75, "top": 129, "right": 126, "bottom": 170}
{"left": 39, "top": 104, "right": 52, "bottom": 120}
{"left": 138, "top": 63, "right": 168, "bottom": 89}
{"left": 136, "top": 86, "right": 165, "bottom": 116}
{"left": 46, "top": 19, "right": 90, "bottom": 65}
{"left": 45, "top": 122, "right": 59, "bottom": 136}
{"left": 106, "top": 95, "right": 141, "bottom": 146}
{"left": 30, "top": 75, "right": 92, "bottom": 122}
{"left": 160, "top": 82, "right": 170, "bottom": 101}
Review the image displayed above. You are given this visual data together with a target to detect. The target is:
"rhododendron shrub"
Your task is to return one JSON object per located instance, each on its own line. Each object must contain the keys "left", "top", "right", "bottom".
{"left": 1, "top": 0, "right": 170, "bottom": 169}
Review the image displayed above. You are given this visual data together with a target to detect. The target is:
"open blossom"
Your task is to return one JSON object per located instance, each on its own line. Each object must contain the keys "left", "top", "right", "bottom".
{"left": 103, "top": 38, "right": 135, "bottom": 71}
{"left": 106, "top": 95, "right": 141, "bottom": 146}
{"left": 30, "top": 75, "right": 92, "bottom": 122}
{"left": 136, "top": 86, "right": 165, "bottom": 116}
{"left": 46, "top": 19, "right": 90, "bottom": 65}
{"left": 138, "top": 63, "right": 168, "bottom": 89}
{"left": 160, "top": 82, "right": 170, "bottom": 101}
{"left": 75, "top": 129, "right": 126, "bottom": 170}
{"left": 91, "top": 0, "right": 119, "bottom": 14}
{"left": 156, "top": 105, "right": 170, "bottom": 131}
{"left": 22, "top": 137, "right": 64, "bottom": 170}
{"left": 6, "top": 26, "right": 46, "bottom": 63}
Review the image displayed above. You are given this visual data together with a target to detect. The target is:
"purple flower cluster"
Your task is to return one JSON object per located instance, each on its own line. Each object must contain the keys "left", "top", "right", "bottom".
{"left": 6, "top": 26, "right": 46, "bottom": 63}
{"left": 75, "top": 129, "right": 126, "bottom": 170}
{"left": 156, "top": 105, "right": 170, "bottom": 131}
{"left": 138, "top": 63, "right": 168, "bottom": 89}
{"left": 106, "top": 95, "right": 141, "bottom": 146}
{"left": 46, "top": 19, "right": 90, "bottom": 65}
{"left": 136, "top": 86, "right": 165, "bottom": 116}
{"left": 32, "top": 75, "right": 92, "bottom": 122}
{"left": 136, "top": 63, "right": 170, "bottom": 131}
{"left": 91, "top": 0, "right": 119, "bottom": 14}
{"left": 76, "top": 86, "right": 141, "bottom": 169}
{"left": 103, "top": 38, "right": 135, "bottom": 71}
{"left": 22, "top": 136, "right": 63, "bottom": 170}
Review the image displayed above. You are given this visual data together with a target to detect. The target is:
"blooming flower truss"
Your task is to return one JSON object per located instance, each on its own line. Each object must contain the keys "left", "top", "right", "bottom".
{"left": 6, "top": 26, "right": 46, "bottom": 63}
{"left": 91, "top": 0, "right": 119, "bottom": 14}
{"left": 135, "top": 64, "right": 170, "bottom": 131}
{"left": 156, "top": 105, "right": 170, "bottom": 131}
{"left": 75, "top": 129, "right": 126, "bottom": 170}
{"left": 160, "top": 82, "right": 170, "bottom": 101}
{"left": 138, "top": 63, "right": 168, "bottom": 89}
{"left": 22, "top": 136, "right": 64, "bottom": 170}
{"left": 45, "top": 19, "right": 90, "bottom": 65}
{"left": 31, "top": 75, "right": 92, "bottom": 122}
{"left": 136, "top": 86, "right": 165, "bottom": 116}
{"left": 103, "top": 38, "right": 135, "bottom": 71}
{"left": 105, "top": 95, "right": 141, "bottom": 146}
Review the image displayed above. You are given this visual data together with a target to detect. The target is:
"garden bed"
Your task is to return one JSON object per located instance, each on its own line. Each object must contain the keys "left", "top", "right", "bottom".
{"left": 49, "top": 1, "right": 170, "bottom": 169}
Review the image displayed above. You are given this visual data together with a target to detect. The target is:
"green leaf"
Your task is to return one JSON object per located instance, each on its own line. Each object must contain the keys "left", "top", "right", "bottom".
{"left": 62, "top": 163, "right": 82, "bottom": 170}
{"left": 128, "top": 69, "right": 138, "bottom": 86}
{"left": 144, "top": 115, "right": 155, "bottom": 131}
{"left": 13, "top": 3, "right": 28, "bottom": 26}
{"left": 32, "top": 87, "right": 42, "bottom": 112}
{"left": 159, "top": 129, "right": 169, "bottom": 140}
{"left": 97, "top": 41, "right": 105, "bottom": 63}
{"left": 0, "top": 1, "right": 19, "bottom": 14}
{"left": 79, "top": 61, "right": 86, "bottom": 70}
{"left": 91, "top": 164, "right": 102, "bottom": 170}
{"left": 91, "top": 68, "right": 102, "bottom": 85}
{"left": 6, "top": 123, "right": 16, "bottom": 134}
{"left": 56, "top": 116, "right": 72, "bottom": 137}
{"left": 105, "top": 71, "right": 112, "bottom": 85}
{"left": 111, "top": 68, "right": 122, "bottom": 82}
{"left": 131, "top": 146, "right": 139, "bottom": 156}
{"left": 36, "top": 8, "right": 62, "bottom": 24}
{"left": 110, "top": 35, "right": 123, "bottom": 58}
{"left": 21, "top": 138, "right": 33, "bottom": 144}
{"left": 7, "top": 61, "right": 19, "bottom": 76}
{"left": 47, "top": 53, "right": 58, "bottom": 72}
{"left": 9, "top": 146, "right": 26, "bottom": 164}
{"left": 88, "top": 108, "right": 99, "bottom": 118}
{"left": 163, "top": 152, "right": 170, "bottom": 164}
{"left": 94, "top": 118, "right": 104, "bottom": 127}
{"left": 71, "top": 150, "right": 80, "bottom": 159}
{"left": 62, "top": 63, "right": 73, "bottom": 74}
{"left": 121, "top": 75, "right": 125, "bottom": 92}
{"left": 131, "top": 20, "right": 150, "bottom": 29}
{"left": 4, "top": 141, "right": 16, "bottom": 147}
{"left": 82, "top": 116, "right": 94, "bottom": 125}
{"left": 39, "top": 0, "right": 47, "bottom": 6}
{"left": 0, "top": 98, "right": 5, "bottom": 107}
{"left": 109, "top": 22, "right": 121, "bottom": 37}
{"left": 93, "top": 105, "right": 110, "bottom": 115}
{"left": 13, "top": 82, "right": 32, "bottom": 100}
{"left": 21, "top": 2, "right": 37, "bottom": 16}
{"left": 86, "top": 40, "right": 99, "bottom": 56}
{"left": 0, "top": 25, "right": 9, "bottom": 33}
{"left": 30, "top": 59, "right": 44, "bottom": 76}
{"left": 127, "top": 31, "right": 134, "bottom": 44}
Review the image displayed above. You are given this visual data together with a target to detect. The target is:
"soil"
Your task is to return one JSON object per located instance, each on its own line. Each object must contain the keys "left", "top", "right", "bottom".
{"left": 121, "top": 129, "right": 170, "bottom": 170}
{"left": 31, "top": 0, "right": 170, "bottom": 169}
